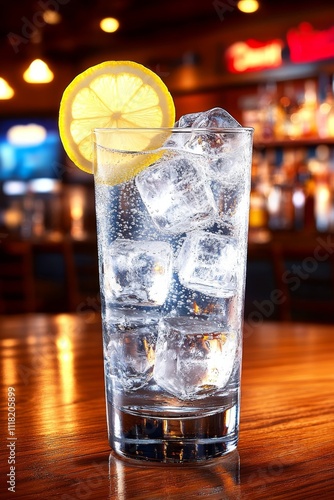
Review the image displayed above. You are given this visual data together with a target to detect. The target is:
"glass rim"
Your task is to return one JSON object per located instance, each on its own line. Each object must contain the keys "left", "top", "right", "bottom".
{"left": 93, "top": 126, "right": 254, "bottom": 133}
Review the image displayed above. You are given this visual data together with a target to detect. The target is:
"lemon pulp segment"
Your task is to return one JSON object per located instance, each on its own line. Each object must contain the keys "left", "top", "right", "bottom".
{"left": 58, "top": 61, "right": 175, "bottom": 183}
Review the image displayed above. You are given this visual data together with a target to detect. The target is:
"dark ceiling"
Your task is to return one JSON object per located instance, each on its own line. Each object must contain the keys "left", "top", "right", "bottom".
{"left": 1, "top": 0, "right": 334, "bottom": 65}
{"left": 0, "top": 0, "right": 334, "bottom": 73}
{"left": 3, "top": 0, "right": 217, "bottom": 63}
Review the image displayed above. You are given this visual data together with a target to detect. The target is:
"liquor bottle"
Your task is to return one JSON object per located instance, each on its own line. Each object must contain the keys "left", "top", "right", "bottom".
{"left": 317, "top": 76, "right": 334, "bottom": 138}
{"left": 297, "top": 80, "right": 318, "bottom": 138}
{"left": 258, "top": 83, "right": 284, "bottom": 140}
{"left": 280, "top": 84, "right": 299, "bottom": 139}
{"left": 327, "top": 87, "right": 334, "bottom": 137}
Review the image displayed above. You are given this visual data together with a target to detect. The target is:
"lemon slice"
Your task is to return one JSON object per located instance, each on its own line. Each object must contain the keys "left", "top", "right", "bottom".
{"left": 58, "top": 60, "right": 175, "bottom": 184}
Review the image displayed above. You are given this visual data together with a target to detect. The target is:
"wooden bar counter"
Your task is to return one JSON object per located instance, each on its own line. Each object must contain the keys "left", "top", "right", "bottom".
{"left": 0, "top": 314, "right": 333, "bottom": 499}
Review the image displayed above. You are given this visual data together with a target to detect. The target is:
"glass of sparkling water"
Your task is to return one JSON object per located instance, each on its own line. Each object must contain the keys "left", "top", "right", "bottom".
{"left": 93, "top": 112, "right": 253, "bottom": 463}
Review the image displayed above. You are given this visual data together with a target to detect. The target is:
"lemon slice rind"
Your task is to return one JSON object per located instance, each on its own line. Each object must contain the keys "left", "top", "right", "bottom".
{"left": 58, "top": 61, "right": 175, "bottom": 181}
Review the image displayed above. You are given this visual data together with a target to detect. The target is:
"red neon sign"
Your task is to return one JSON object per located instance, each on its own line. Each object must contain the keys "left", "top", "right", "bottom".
{"left": 287, "top": 22, "right": 334, "bottom": 63}
{"left": 225, "top": 39, "right": 283, "bottom": 73}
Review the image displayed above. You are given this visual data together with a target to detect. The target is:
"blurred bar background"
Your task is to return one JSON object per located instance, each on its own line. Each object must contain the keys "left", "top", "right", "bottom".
{"left": 1, "top": 0, "right": 334, "bottom": 323}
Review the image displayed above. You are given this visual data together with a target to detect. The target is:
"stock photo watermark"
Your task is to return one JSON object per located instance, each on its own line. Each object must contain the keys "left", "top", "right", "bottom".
{"left": 0, "top": 233, "right": 9, "bottom": 244}
{"left": 244, "top": 234, "right": 334, "bottom": 337}
{"left": 52, "top": 160, "right": 68, "bottom": 180}
{"left": 213, "top": 0, "right": 238, "bottom": 21}
{"left": 243, "top": 459, "right": 285, "bottom": 498}
{"left": 17, "top": 319, "right": 83, "bottom": 386}
{"left": 7, "top": 0, "right": 71, "bottom": 54}
{"left": 76, "top": 294, "right": 101, "bottom": 324}
{"left": 6, "top": 386, "right": 17, "bottom": 493}
{"left": 61, "top": 461, "right": 108, "bottom": 500}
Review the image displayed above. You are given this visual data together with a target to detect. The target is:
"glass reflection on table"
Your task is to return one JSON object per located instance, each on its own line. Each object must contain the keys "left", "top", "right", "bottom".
{"left": 109, "top": 450, "right": 240, "bottom": 499}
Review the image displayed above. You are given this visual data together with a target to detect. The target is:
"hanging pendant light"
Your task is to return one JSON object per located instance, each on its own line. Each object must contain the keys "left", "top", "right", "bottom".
{"left": 23, "top": 59, "right": 54, "bottom": 84}
{"left": 100, "top": 17, "right": 120, "bottom": 33}
{"left": 237, "top": 0, "right": 259, "bottom": 13}
{"left": 0, "top": 77, "right": 14, "bottom": 99}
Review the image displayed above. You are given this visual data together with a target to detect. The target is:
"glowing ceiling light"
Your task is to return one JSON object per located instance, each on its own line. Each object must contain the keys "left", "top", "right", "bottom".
{"left": 42, "top": 9, "right": 62, "bottom": 24}
{"left": 237, "top": 0, "right": 259, "bottom": 13}
{"left": 0, "top": 77, "right": 14, "bottom": 99}
{"left": 7, "top": 123, "right": 47, "bottom": 146}
{"left": 23, "top": 59, "right": 54, "bottom": 83}
{"left": 100, "top": 17, "right": 120, "bottom": 33}
{"left": 3, "top": 181, "right": 27, "bottom": 196}
{"left": 29, "top": 178, "right": 59, "bottom": 193}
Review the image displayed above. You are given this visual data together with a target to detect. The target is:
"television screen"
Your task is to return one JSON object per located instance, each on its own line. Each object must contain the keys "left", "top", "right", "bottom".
{"left": 0, "top": 117, "right": 63, "bottom": 180}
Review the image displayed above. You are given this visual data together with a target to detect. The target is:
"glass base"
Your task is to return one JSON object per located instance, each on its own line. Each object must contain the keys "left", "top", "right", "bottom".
{"left": 107, "top": 402, "right": 239, "bottom": 463}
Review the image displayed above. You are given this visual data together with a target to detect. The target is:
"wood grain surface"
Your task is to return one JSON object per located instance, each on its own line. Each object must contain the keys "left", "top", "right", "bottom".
{"left": 0, "top": 314, "right": 333, "bottom": 499}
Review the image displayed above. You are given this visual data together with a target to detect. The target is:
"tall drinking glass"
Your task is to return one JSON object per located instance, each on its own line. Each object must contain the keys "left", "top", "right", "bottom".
{"left": 93, "top": 126, "right": 253, "bottom": 463}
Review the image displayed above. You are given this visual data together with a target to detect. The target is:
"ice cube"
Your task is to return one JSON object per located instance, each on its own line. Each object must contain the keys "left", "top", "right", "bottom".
{"left": 204, "top": 133, "right": 253, "bottom": 185}
{"left": 135, "top": 154, "right": 217, "bottom": 234}
{"left": 105, "top": 325, "right": 157, "bottom": 391}
{"left": 163, "top": 133, "right": 188, "bottom": 150}
{"left": 104, "top": 239, "right": 173, "bottom": 306}
{"left": 164, "top": 112, "right": 207, "bottom": 149}
{"left": 177, "top": 231, "right": 238, "bottom": 298}
{"left": 104, "top": 307, "right": 161, "bottom": 330}
{"left": 192, "top": 107, "right": 241, "bottom": 129}
{"left": 184, "top": 108, "right": 246, "bottom": 169}
{"left": 175, "top": 112, "right": 203, "bottom": 128}
{"left": 210, "top": 179, "right": 248, "bottom": 225}
{"left": 153, "top": 317, "right": 237, "bottom": 400}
